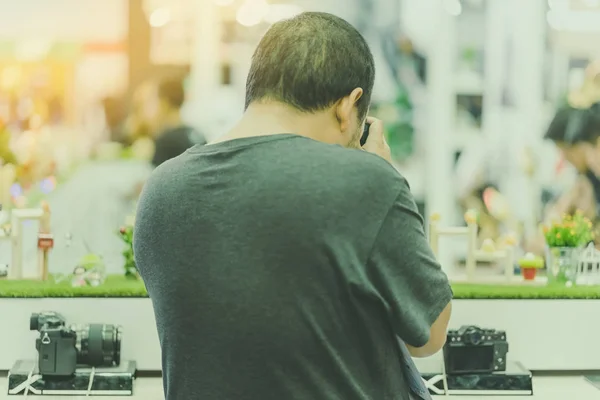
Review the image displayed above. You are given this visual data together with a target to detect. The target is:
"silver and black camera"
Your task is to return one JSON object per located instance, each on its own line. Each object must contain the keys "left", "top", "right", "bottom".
{"left": 31, "top": 312, "right": 123, "bottom": 377}
{"left": 443, "top": 325, "right": 508, "bottom": 375}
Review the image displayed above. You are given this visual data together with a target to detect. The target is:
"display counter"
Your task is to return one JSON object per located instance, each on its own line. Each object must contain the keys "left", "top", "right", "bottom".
{"left": 1, "top": 374, "right": 598, "bottom": 399}
{"left": 0, "top": 276, "right": 599, "bottom": 372}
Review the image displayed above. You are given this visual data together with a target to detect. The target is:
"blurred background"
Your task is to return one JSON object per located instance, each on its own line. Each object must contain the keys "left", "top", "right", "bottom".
{"left": 0, "top": 0, "right": 596, "bottom": 279}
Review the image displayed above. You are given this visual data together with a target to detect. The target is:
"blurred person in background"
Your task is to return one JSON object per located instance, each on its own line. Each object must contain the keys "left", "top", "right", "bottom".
{"left": 123, "top": 81, "right": 156, "bottom": 144}
{"left": 150, "top": 77, "right": 206, "bottom": 167}
{"left": 543, "top": 103, "right": 600, "bottom": 223}
{"left": 128, "top": 78, "right": 207, "bottom": 198}
{"left": 398, "top": 36, "right": 427, "bottom": 84}
{"left": 48, "top": 95, "right": 64, "bottom": 126}
{"left": 521, "top": 64, "right": 600, "bottom": 253}
{"left": 101, "top": 96, "right": 127, "bottom": 144}
{"left": 455, "top": 134, "right": 511, "bottom": 241}
{"left": 134, "top": 12, "right": 451, "bottom": 400}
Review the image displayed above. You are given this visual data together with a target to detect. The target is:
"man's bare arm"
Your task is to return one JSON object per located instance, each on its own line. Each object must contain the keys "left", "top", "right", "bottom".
{"left": 406, "top": 302, "right": 452, "bottom": 358}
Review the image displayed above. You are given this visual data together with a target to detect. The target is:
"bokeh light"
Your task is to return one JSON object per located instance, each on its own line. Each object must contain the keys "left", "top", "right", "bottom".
{"left": 213, "top": 0, "right": 235, "bottom": 6}
{"left": 264, "top": 4, "right": 303, "bottom": 24}
{"left": 40, "top": 176, "right": 57, "bottom": 194}
{"left": 149, "top": 7, "right": 171, "bottom": 28}
{"left": 9, "top": 183, "right": 23, "bottom": 198}
{"left": 236, "top": 0, "right": 270, "bottom": 27}
{"left": 443, "top": 0, "right": 462, "bottom": 16}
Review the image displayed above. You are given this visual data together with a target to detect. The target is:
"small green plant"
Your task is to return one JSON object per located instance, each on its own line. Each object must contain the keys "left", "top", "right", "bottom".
{"left": 544, "top": 211, "right": 594, "bottom": 248}
{"left": 518, "top": 253, "right": 545, "bottom": 280}
{"left": 518, "top": 255, "right": 544, "bottom": 269}
{"left": 118, "top": 225, "right": 137, "bottom": 279}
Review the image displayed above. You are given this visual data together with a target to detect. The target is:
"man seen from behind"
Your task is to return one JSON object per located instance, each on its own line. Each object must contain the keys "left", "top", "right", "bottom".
{"left": 134, "top": 12, "right": 452, "bottom": 400}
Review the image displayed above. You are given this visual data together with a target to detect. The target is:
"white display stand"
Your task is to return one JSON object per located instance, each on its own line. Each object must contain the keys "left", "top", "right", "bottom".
{"left": 9, "top": 205, "right": 53, "bottom": 281}
{"left": 429, "top": 211, "right": 516, "bottom": 282}
{"left": 0, "top": 298, "right": 599, "bottom": 372}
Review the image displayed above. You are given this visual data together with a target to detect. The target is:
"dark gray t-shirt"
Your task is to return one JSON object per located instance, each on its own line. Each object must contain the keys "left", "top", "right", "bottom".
{"left": 134, "top": 134, "right": 452, "bottom": 400}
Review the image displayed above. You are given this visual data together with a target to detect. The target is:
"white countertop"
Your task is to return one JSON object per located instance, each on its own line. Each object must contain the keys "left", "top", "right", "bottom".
{"left": 1, "top": 375, "right": 598, "bottom": 399}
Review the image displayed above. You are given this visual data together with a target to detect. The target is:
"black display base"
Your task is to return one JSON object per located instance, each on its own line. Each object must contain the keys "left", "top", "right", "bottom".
{"left": 419, "top": 360, "right": 533, "bottom": 396}
{"left": 7, "top": 360, "right": 136, "bottom": 396}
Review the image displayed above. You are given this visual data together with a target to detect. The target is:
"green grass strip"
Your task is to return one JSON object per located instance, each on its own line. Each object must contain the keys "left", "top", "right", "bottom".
{"left": 2, "top": 275, "right": 600, "bottom": 299}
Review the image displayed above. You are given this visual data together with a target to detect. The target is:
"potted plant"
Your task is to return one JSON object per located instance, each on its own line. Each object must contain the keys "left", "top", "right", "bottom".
{"left": 118, "top": 225, "right": 138, "bottom": 279}
{"left": 543, "top": 211, "right": 594, "bottom": 284}
{"left": 518, "top": 253, "right": 544, "bottom": 281}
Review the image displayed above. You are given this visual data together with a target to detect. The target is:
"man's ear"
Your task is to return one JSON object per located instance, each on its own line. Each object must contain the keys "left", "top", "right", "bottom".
{"left": 335, "top": 88, "right": 363, "bottom": 132}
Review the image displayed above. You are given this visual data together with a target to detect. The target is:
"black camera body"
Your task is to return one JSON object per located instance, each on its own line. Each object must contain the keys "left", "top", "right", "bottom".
{"left": 31, "top": 312, "right": 122, "bottom": 377}
{"left": 444, "top": 325, "right": 508, "bottom": 375}
{"left": 360, "top": 123, "right": 371, "bottom": 146}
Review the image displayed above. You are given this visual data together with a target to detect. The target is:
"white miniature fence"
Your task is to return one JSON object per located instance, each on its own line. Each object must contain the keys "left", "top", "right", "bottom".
{"left": 575, "top": 243, "right": 600, "bottom": 285}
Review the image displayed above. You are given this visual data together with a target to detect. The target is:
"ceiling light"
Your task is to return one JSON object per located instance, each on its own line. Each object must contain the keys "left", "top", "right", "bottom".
{"left": 264, "top": 4, "right": 303, "bottom": 24}
{"left": 443, "top": 0, "right": 462, "bottom": 16}
{"left": 583, "top": 0, "right": 600, "bottom": 7}
{"left": 547, "top": 0, "right": 569, "bottom": 11}
{"left": 149, "top": 7, "right": 171, "bottom": 28}
{"left": 547, "top": 10, "right": 600, "bottom": 32}
{"left": 236, "top": 0, "right": 269, "bottom": 27}
{"left": 16, "top": 40, "right": 52, "bottom": 61}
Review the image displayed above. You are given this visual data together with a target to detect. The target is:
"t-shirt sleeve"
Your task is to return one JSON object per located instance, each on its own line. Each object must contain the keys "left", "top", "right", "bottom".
{"left": 366, "top": 178, "right": 453, "bottom": 348}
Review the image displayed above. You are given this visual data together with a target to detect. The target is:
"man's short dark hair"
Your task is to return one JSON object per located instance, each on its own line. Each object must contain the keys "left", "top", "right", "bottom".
{"left": 158, "top": 78, "right": 186, "bottom": 109}
{"left": 245, "top": 12, "right": 375, "bottom": 120}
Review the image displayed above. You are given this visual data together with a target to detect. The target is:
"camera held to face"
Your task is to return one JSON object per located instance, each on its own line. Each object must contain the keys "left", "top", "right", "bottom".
{"left": 30, "top": 312, "right": 122, "bottom": 377}
{"left": 443, "top": 325, "right": 508, "bottom": 375}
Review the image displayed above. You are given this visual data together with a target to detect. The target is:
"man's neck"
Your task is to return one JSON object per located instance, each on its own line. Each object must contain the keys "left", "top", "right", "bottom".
{"left": 213, "top": 102, "right": 342, "bottom": 146}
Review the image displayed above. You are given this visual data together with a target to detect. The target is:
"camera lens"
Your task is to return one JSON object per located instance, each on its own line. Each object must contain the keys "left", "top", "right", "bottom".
{"left": 360, "top": 123, "right": 370, "bottom": 146}
{"left": 74, "top": 324, "right": 122, "bottom": 367}
{"left": 465, "top": 329, "right": 483, "bottom": 345}
{"left": 30, "top": 313, "right": 40, "bottom": 331}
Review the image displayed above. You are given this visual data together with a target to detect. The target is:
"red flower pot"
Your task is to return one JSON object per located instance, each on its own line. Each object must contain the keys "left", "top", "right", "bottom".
{"left": 521, "top": 267, "right": 537, "bottom": 280}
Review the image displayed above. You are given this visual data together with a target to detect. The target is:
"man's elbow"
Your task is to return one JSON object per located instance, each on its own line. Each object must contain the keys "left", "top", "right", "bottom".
{"left": 406, "top": 332, "right": 447, "bottom": 358}
{"left": 407, "top": 302, "right": 452, "bottom": 358}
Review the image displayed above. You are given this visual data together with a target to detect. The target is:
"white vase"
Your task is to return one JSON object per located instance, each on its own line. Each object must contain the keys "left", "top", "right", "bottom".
{"left": 545, "top": 247, "right": 579, "bottom": 284}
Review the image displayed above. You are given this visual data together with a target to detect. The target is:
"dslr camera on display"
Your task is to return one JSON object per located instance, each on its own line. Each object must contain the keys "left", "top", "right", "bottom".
{"left": 443, "top": 325, "right": 509, "bottom": 375}
{"left": 30, "top": 311, "right": 123, "bottom": 376}
{"left": 421, "top": 326, "right": 532, "bottom": 395}
{"left": 8, "top": 311, "right": 135, "bottom": 396}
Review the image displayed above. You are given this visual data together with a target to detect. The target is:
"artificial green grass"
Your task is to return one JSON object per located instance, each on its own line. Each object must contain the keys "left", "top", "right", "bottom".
{"left": 450, "top": 283, "right": 600, "bottom": 299}
{"left": 2, "top": 275, "right": 600, "bottom": 299}
{"left": 0, "top": 275, "right": 148, "bottom": 298}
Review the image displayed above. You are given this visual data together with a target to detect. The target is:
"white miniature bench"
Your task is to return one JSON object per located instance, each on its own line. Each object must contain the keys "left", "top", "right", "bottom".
{"left": 429, "top": 210, "right": 515, "bottom": 282}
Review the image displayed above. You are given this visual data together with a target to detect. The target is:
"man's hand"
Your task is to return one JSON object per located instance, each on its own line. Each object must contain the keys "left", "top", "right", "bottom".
{"left": 362, "top": 117, "right": 392, "bottom": 163}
